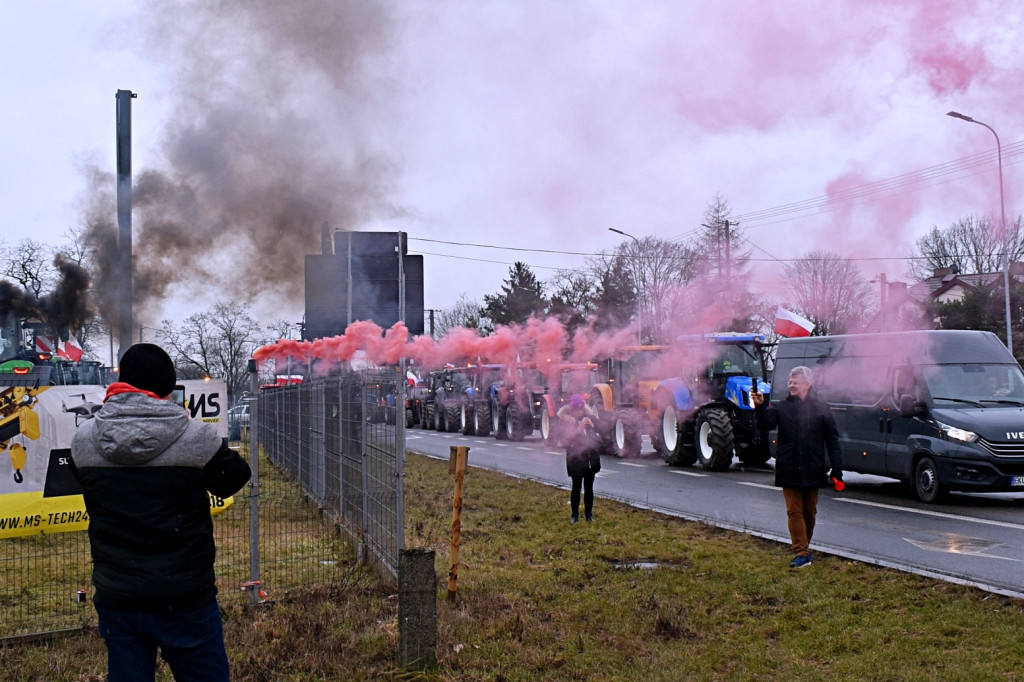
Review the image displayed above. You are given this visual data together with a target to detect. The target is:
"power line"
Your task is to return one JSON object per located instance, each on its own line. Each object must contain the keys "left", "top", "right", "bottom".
{"left": 410, "top": 237, "right": 594, "bottom": 257}
{"left": 411, "top": 140, "right": 1024, "bottom": 271}
{"left": 733, "top": 141, "right": 1024, "bottom": 227}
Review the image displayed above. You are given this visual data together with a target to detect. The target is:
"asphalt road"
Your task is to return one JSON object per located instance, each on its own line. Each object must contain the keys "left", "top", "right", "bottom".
{"left": 406, "top": 427, "right": 1024, "bottom": 598}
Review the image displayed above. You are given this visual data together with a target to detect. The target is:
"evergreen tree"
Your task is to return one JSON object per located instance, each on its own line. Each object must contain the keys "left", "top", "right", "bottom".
{"left": 483, "top": 262, "right": 547, "bottom": 327}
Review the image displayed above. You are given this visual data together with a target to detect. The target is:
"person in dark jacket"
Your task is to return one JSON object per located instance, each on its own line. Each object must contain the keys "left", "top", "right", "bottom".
{"left": 70, "top": 343, "right": 251, "bottom": 681}
{"left": 752, "top": 365, "right": 843, "bottom": 569}
{"left": 558, "top": 394, "right": 601, "bottom": 523}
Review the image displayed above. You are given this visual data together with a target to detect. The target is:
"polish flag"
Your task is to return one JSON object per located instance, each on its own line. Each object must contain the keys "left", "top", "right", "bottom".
{"left": 56, "top": 335, "right": 85, "bottom": 362}
{"left": 775, "top": 306, "right": 815, "bottom": 338}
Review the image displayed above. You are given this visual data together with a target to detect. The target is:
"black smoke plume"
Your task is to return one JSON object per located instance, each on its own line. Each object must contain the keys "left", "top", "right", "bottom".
{"left": 81, "top": 0, "right": 401, "bottom": 325}
{"left": 0, "top": 256, "right": 94, "bottom": 340}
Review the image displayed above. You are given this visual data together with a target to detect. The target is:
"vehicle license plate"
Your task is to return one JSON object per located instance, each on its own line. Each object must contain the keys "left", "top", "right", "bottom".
{"left": 1012, "top": 476, "right": 1024, "bottom": 487}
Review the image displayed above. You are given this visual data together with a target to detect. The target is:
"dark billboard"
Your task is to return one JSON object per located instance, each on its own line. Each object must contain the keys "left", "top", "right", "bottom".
{"left": 304, "top": 231, "right": 425, "bottom": 340}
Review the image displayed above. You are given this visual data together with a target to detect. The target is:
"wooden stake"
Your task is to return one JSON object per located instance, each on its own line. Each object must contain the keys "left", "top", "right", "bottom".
{"left": 448, "top": 445, "right": 469, "bottom": 602}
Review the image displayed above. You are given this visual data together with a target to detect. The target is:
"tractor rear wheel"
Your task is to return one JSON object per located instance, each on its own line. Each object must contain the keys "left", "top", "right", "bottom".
{"left": 696, "top": 407, "right": 734, "bottom": 471}
{"left": 661, "top": 404, "right": 697, "bottom": 466}
{"left": 444, "top": 403, "right": 461, "bottom": 433}
{"left": 612, "top": 410, "right": 641, "bottom": 458}
{"left": 540, "top": 409, "right": 553, "bottom": 443}
{"left": 461, "top": 403, "right": 475, "bottom": 435}
{"left": 506, "top": 402, "right": 531, "bottom": 441}
{"left": 492, "top": 399, "right": 508, "bottom": 440}
{"left": 473, "top": 401, "right": 492, "bottom": 436}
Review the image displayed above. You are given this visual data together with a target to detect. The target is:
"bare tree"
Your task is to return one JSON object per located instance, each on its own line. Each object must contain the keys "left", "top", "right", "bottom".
{"left": 0, "top": 239, "right": 57, "bottom": 298}
{"left": 434, "top": 294, "right": 487, "bottom": 337}
{"left": 909, "top": 213, "right": 1024, "bottom": 280}
{"left": 784, "top": 250, "right": 874, "bottom": 335}
{"left": 264, "top": 318, "right": 298, "bottom": 342}
{"left": 159, "top": 302, "right": 262, "bottom": 403}
{"left": 605, "top": 236, "right": 699, "bottom": 343}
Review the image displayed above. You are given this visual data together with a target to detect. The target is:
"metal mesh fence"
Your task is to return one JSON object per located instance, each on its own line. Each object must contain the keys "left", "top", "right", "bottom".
{"left": 257, "top": 368, "right": 406, "bottom": 576}
{"left": 0, "top": 367, "right": 404, "bottom": 640}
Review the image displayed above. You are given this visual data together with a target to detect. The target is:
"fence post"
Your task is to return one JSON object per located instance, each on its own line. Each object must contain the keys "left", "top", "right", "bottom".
{"left": 447, "top": 446, "right": 468, "bottom": 602}
{"left": 398, "top": 547, "right": 437, "bottom": 669}
{"left": 395, "top": 365, "right": 406, "bottom": 560}
{"left": 247, "top": 359, "right": 261, "bottom": 604}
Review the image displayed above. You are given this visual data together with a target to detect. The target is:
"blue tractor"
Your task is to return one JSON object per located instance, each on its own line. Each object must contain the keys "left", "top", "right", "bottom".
{"left": 653, "top": 333, "right": 772, "bottom": 471}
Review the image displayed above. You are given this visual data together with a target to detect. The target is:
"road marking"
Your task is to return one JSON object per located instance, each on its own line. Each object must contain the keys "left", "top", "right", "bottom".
{"left": 737, "top": 482, "right": 776, "bottom": 490}
{"left": 544, "top": 451, "right": 562, "bottom": 455}
{"left": 517, "top": 447, "right": 531, "bottom": 451}
{"left": 617, "top": 462, "right": 647, "bottom": 468}
{"left": 492, "top": 443, "right": 509, "bottom": 447}
{"left": 670, "top": 470, "right": 708, "bottom": 477}
{"left": 838, "top": 498, "right": 1024, "bottom": 531}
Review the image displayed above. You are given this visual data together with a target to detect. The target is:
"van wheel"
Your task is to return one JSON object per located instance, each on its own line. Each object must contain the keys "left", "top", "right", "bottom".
{"left": 914, "top": 457, "right": 945, "bottom": 503}
{"left": 696, "top": 407, "right": 734, "bottom": 471}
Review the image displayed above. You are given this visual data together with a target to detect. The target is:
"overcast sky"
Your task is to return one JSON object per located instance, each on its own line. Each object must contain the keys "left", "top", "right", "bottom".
{"left": 2, "top": 0, "right": 1022, "bottom": 336}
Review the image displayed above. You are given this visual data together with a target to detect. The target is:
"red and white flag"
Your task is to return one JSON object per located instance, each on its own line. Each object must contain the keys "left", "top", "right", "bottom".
{"left": 34, "top": 335, "right": 56, "bottom": 354}
{"left": 775, "top": 306, "right": 815, "bottom": 338}
{"left": 56, "top": 334, "right": 84, "bottom": 362}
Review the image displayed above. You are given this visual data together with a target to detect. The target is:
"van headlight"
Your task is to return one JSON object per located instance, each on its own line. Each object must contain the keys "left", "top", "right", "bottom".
{"left": 937, "top": 420, "right": 978, "bottom": 443}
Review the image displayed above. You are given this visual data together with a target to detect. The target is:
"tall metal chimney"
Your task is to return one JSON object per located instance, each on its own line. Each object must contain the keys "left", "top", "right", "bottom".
{"left": 115, "top": 90, "right": 136, "bottom": 363}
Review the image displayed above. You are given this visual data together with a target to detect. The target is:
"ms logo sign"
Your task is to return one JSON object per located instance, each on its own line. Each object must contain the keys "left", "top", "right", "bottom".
{"left": 176, "top": 379, "right": 228, "bottom": 438}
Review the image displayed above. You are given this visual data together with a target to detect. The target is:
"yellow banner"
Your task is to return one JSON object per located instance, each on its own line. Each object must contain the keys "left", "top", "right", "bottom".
{"left": 0, "top": 384, "right": 236, "bottom": 540}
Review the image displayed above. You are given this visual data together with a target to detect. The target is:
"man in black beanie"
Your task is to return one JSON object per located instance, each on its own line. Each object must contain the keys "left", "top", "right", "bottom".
{"left": 71, "top": 343, "right": 250, "bottom": 682}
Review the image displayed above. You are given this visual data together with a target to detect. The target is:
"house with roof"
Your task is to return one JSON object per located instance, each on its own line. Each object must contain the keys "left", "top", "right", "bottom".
{"left": 861, "top": 264, "right": 1024, "bottom": 333}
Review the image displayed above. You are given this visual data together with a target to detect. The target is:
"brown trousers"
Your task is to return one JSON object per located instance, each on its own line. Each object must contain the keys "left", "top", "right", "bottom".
{"left": 782, "top": 487, "right": 819, "bottom": 557}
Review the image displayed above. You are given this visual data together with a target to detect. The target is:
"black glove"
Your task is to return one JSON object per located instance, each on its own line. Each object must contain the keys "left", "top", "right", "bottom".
{"left": 829, "top": 469, "right": 843, "bottom": 481}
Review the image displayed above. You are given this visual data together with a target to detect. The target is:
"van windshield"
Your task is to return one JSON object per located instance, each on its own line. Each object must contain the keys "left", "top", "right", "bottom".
{"left": 921, "top": 364, "right": 1024, "bottom": 405}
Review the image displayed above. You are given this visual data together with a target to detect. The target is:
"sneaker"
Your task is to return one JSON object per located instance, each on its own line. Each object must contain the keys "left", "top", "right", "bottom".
{"left": 571, "top": 515, "right": 579, "bottom": 524}
{"left": 585, "top": 513, "right": 594, "bottom": 523}
{"left": 789, "top": 555, "right": 813, "bottom": 569}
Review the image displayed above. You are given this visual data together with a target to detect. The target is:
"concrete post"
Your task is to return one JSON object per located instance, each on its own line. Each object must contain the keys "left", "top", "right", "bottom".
{"left": 398, "top": 547, "right": 437, "bottom": 669}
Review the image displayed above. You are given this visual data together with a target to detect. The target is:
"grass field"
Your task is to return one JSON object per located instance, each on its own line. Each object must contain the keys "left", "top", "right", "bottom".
{"left": 3, "top": 451, "right": 1023, "bottom": 681}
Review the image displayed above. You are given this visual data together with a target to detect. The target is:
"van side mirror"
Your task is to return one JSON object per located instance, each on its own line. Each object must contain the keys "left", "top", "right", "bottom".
{"left": 899, "top": 394, "right": 926, "bottom": 418}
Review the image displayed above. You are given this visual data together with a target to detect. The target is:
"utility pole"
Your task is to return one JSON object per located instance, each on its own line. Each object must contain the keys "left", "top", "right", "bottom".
{"left": 723, "top": 220, "right": 732, "bottom": 280}
{"left": 878, "top": 273, "right": 887, "bottom": 332}
{"left": 115, "top": 89, "right": 137, "bottom": 362}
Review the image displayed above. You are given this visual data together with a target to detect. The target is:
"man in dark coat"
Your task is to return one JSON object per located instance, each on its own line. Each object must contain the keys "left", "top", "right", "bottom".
{"left": 71, "top": 343, "right": 251, "bottom": 681}
{"left": 753, "top": 365, "right": 843, "bottom": 568}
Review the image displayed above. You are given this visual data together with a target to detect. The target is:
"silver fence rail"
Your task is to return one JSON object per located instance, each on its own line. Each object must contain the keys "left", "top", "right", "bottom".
{"left": 0, "top": 368, "right": 404, "bottom": 641}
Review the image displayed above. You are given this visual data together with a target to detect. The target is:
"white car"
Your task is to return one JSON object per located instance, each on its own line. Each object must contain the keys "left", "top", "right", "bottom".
{"left": 228, "top": 403, "right": 250, "bottom": 440}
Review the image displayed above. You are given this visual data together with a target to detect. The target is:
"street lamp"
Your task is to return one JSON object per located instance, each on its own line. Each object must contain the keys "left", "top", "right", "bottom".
{"left": 608, "top": 228, "right": 643, "bottom": 344}
{"left": 947, "top": 111, "right": 1012, "bottom": 355}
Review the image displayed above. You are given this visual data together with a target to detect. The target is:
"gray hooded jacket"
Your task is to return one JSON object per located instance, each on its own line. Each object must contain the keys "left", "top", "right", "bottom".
{"left": 71, "top": 392, "right": 251, "bottom": 612}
